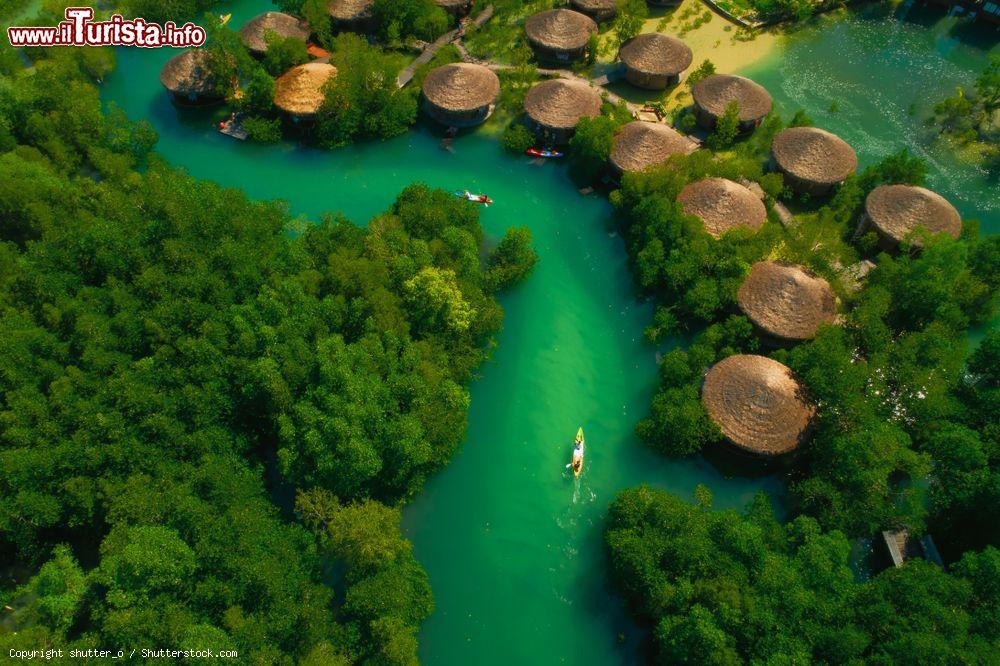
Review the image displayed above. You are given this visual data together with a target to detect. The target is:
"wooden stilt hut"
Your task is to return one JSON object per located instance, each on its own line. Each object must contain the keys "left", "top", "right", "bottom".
{"left": 160, "top": 49, "right": 223, "bottom": 105}
{"left": 328, "top": 0, "right": 376, "bottom": 33}
{"left": 570, "top": 0, "right": 618, "bottom": 22}
{"left": 618, "top": 33, "right": 693, "bottom": 90}
{"left": 771, "top": 126, "right": 858, "bottom": 196}
{"left": 701, "top": 354, "right": 815, "bottom": 456}
{"left": 692, "top": 74, "right": 772, "bottom": 131}
{"left": 737, "top": 261, "right": 837, "bottom": 344}
{"left": 524, "top": 9, "right": 598, "bottom": 64}
{"left": 859, "top": 184, "right": 962, "bottom": 250}
{"left": 523, "top": 78, "right": 602, "bottom": 144}
{"left": 677, "top": 177, "right": 767, "bottom": 238}
{"left": 608, "top": 121, "right": 697, "bottom": 175}
{"left": 238, "top": 12, "right": 311, "bottom": 57}
{"left": 273, "top": 62, "right": 338, "bottom": 121}
{"left": 422, "top": 63, "right": 500, "bottom": 127}
{"left": 436, "top": 0, "right": 474, "bottom": 17}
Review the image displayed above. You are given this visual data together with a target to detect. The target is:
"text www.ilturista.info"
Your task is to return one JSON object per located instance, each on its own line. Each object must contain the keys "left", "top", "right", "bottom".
{"left": 6, "top": 7, "right": 206, "bottom": 48}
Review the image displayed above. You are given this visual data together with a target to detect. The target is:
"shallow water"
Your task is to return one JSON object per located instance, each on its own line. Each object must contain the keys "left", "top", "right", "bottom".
{"left": 101, "top": 2, "right": 995, "bottom": 664}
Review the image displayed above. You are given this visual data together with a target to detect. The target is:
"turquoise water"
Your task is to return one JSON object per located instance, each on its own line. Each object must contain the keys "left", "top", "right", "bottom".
{"left": 101, "top": 2, "right": 996, "bottom": 664}
{"left": 744, "top": 4, "right": 999, "bottom": 231}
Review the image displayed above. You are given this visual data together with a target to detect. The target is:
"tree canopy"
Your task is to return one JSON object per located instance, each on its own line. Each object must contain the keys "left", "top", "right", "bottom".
{"left": 0, "top": 38, "right": 535, "bottom": 662}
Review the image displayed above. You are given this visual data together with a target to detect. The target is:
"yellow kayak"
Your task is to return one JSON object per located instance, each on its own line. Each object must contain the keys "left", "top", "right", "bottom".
{"left": 218, "top": 13, "right": 232, "bottom": 26}
{"left": 572, "top": 427, "right": 585, "bottom": 477}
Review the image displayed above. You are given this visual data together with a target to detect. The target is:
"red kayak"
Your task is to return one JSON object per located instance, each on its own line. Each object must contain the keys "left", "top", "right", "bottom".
{"left": 526, "top": 147, "right": 564, "bottom": 158}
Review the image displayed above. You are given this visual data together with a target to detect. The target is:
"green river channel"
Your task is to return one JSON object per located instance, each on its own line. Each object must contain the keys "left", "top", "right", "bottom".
{"left": 102, "top": 2, "right": 998, "bottom": 663}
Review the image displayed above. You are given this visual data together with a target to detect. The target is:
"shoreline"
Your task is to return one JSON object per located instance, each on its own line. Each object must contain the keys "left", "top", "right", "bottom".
{"left": 597, "top": 0, "right": 782, "bottom": 109}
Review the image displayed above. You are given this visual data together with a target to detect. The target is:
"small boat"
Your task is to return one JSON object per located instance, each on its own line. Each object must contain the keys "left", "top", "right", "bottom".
{"left": 218, "top": 13, "right": 232, "bottom": 26}
{"left": 571, "top": 427, "right": 585, "bottom": 477}
{"left": 526, "top": 147, "right": 564, "bottom": 158}
{"left": 454, "top": 190, "right": 493, "bottom": 206}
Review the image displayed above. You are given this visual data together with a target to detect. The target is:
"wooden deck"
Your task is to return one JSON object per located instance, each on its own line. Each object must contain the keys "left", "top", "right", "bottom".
{"left": 396, "top": 5, "right": 496, "bottom": 89}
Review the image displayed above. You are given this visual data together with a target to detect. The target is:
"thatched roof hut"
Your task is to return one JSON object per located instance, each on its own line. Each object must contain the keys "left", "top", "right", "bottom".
{"left": 701, "top": 354, "right": 814, "bottom": 456}
{"left": 570, "top": 0, "right": 617, "bottom": 22}
{"left": 436, "top": 0, "right": 474, "bottom": 17}
{"left": 422, "top": 63, "right": 500, "bottom": 127}
{"left": 238, "top": 12, "right": 311, "bottom": 56}
{"left": 862, "top": 184, "right": 962, "bottom": 249}
{"left": 523, "top": 78, "right": 602, "bottom": 143}
{"left": 692, "top": 74, "right": 772, "bottom": 131}
{"left": 160, "top": 49, "right": 222, "bottom": 105}
{"left": 328, "top": 0, "right": 376, "bottom": 31}
{"left": 771, "top": 126, "right": 857, "bottom": 196}
{"left": 677, "top": 177, "right": 767, "bottom": 238}
{"left": 618, "top": 33, "right": 693, "bottom": 90}
{"left": 609, "top": 121, "right": 697, "bottom": 174}
{"left": 524, "top": 9, "right": 597, "bottom": 63}
{"left": 273, "top": 62, "right": 338, "bottom": 119}
{"left": 737, "top": 262, "right": 837, "bottom": 343}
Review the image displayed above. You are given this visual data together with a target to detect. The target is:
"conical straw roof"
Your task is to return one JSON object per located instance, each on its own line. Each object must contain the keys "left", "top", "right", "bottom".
{"left": 238, "top": 12, "right": 311, "bottom": 55}
{"left": 609, "top": 121, "right": 696, "bottom": 173}
{"left": 422, "top": 63, "right": 500, "bottom": 112}
{"left": 737, "top": 261, "right": 837, "bottom": 342}
{"left": 677, "top": 177, "right": 767, "bottom": 238}
{"left": 328, "top": 0, "right": 374, "bottom": 21}
{"left": 523, "top": 78, "right": 602, "bottom": 130}
{"left": 619, "top": 33, "right": 693, "bottom": 77}
{"left": 692, "top": 74, "right": 772, "bottom": 122}
{"left": 160, "top": 49, "right": 218, "bottom": 98}
{"left": 772, "top": 126, "right": 858, "bottom": 187}
{"left": 701, "top": 354, "right": 814, "bottom": 455}
{"left": 525, "top": 8, "right": 597, "bottom": 52}
{"left": 865, "top": 184, "right": 961, "bottom": 246}
{"left": 274, "top": 62, "right": 338, "bottom": 116}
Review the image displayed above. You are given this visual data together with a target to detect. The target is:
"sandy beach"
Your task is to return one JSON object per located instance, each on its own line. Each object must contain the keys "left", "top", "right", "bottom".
{"left": 599, "top": 0, "right": 781, "bottom": 109}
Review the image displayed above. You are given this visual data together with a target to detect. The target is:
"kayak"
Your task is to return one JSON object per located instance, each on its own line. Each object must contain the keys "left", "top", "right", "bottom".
{"left": 218, "top": 13, "right": 232, "bottom": 25}
{"left": 572, "top": 427, "right": 585, "bottom": 477}
{"left": 526, "top": 147, "right": 564, "bottom": 158}
{"left": 454, "top": 190, "right": 493, "bottom": 206}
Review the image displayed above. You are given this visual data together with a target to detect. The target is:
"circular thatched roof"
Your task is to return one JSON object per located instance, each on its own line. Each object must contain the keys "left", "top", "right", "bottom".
{"left": 570, "top": 0, "right": 616, "bottom": 15}
{"left": 328, "top": 0, "right": 374, "bottom": 21}
{"left": 701, "top": 354, "right": 814, "bottom": 455}
{"left": 618, "top": 33, "right": 693, "bottom": 77}
{"left": 737, "top": 262, "right": 837, "bottom": 341}
{"left": 865, "top": 184, "right": 962, "bottom": 245}
{"left": 772, "top": 127, "right": 858, "bottom": 187}
{"left": 159, "top": 49, "right": 218, "bottom": 98}
{"left": 609, "top": 121, "right": 696, "bottom": 173}
{"left": 523, "top": 78, "right": 602, "bottom": 130}
{"left": 238, "top": 12, "right": 311, "bottom": 55}
{"left": 677, "top": 177, "right": 767, "bottom": 238}
{"left": 524, "top": 9, "right": 597, "bottom": 52}
{"left": 274, "top": 62, "right": 338, "bottom": 116}
{"left": 692, "top": 74, "right": 772, "bottom": 122}
{"left": 422, "top": 63, "right": 500, "bottom": 112}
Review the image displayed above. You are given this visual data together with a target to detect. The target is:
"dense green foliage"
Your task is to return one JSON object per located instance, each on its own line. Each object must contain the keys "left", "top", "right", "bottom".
{"left": 614, "top": 112, "right": 1000, "bottom": 537}
{"left": 606, "top": 486, "right": 1000, "bottom": 664}
{"left": 930, "top": 53, "right": 1000, "bottom": 176}
{"left": 317, "top": 35, "right": 419, "bottom": 148}
{"left": 118, "top": 0, "right": 216, "bottom": 22}
{"left": 373, "top": 0, "right": 450, "bottom": 43}
{"left": 0, "top": 35, "right": 533, "bottom": 662}
{"left": 501, "top": 122, "right": 534, "bottom": 153}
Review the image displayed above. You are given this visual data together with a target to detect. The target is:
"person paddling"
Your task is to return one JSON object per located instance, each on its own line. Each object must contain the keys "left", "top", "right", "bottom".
{"left": 566, "top": 429, "right": 585, "bottom": 475}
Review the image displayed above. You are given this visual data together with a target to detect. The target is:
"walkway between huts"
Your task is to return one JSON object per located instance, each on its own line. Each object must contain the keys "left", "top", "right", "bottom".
{"left": 396, "top": 5, "right": 496, "bottom": 88}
